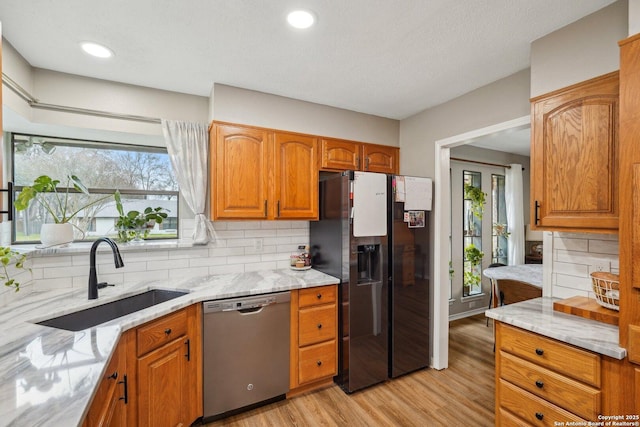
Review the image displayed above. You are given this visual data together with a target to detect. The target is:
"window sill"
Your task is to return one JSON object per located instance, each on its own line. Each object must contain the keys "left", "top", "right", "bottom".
{"left": 460, "top": 293, "right": 487, "bottom": 303}
{"left": 13, "top": 239, "right": 204, "bottom": 257}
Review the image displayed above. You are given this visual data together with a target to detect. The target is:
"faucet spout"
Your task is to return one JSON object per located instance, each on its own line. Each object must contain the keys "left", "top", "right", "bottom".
{"left": 88, "top": 237, "right": 125, "bottom": 300}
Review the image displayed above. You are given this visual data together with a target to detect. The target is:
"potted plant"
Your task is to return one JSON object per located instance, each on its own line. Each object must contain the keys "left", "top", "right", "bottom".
{"left": 464, "top": 183, "right": 486, "bottom": 220}
{"left": 0, "top": 247, "right": 29, "bottom": 291}
{"left": 15, "top": 175, "right": 113, "bottom": 247}
{"left": 464, "top": 243, "right": 484, "bottom": 294}
{"left": 114, "top": 190, "right": 169, "bottom": 243}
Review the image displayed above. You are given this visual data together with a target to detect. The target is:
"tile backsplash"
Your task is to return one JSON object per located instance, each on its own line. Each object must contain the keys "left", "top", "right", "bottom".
{"left": 0, "top": 220, "right": 310, "bottom": 306}
{"left": 551, "top": 232, "right": 619, "bottom": 299}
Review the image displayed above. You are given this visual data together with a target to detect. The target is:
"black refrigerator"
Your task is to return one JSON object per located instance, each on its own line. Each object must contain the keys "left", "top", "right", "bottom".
{"left": 387, "top": 174, "right": 431, "bottom": 378}
{"left": 310, "top": 171, "right": 431, "bottom": 392}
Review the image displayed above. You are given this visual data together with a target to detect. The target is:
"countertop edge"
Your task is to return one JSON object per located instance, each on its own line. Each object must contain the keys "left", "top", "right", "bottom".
{"left": 486, "top": 297, "right": 626, "bottom": 360}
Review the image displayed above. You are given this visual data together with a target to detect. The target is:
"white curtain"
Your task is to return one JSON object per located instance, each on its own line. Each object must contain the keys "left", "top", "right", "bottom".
{"left": 505, "top": 164, "right": 524, "bottom": 265}
{"left": 161, "top": 119, "right": 217, "bottom": 245}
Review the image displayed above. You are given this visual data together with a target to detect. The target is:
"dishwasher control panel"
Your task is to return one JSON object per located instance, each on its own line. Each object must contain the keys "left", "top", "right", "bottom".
{"left": 203, "top": 292, "right": 290, "bottom": 313}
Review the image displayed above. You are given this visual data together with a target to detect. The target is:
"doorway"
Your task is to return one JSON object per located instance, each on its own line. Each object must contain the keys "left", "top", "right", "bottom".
{"left": 431, "top": 115, "right": 530, "bottom": 370}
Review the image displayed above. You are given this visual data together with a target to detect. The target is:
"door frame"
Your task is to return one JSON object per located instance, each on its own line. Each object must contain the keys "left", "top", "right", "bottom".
{"left": 432, "top": 115, "right": 530, "bottom": 370}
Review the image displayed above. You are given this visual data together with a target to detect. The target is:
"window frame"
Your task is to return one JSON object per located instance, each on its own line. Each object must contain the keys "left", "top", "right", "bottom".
{"left": 10, "top": 132, "right": 180, "bottom": 244}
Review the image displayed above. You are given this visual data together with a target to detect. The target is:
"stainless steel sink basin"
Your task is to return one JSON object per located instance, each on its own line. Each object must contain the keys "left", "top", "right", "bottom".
{"left": 37, "top": 289, "right": 189, "bottom": 331}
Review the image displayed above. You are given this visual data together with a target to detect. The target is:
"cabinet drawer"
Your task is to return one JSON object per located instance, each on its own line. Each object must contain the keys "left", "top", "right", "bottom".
{"left": 499, "top": 379, "right": 585, "bottom": 426}
{"left": 137, "top": 309, "right": 188, "bottom": 356}
{"left": 299, "top": 286, "right": 337, "bottom": 308}
{"left": 498, "top": 407, "right": 534, "bottom": 427}
{"left": 500, "top": 352, "right": 601, "bottom": 420}
{"left": 298, "top": 339, "right": 337, "bottom": 384}
{"left": 299, "top": 304, "right": 336, "bottom": 346}
{"left": 499, "top": 323, "right": 600, "bottom": 387}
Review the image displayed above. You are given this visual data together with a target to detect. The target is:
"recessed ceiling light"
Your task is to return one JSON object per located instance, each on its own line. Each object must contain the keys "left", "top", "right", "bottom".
{"left": 287, "top": 10, "right": 315, "bottom": 29}
{"left": 81, "top": 42, "right": 114, "bottom": 58}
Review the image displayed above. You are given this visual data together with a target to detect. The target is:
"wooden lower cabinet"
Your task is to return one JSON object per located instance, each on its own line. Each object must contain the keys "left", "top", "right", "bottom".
{"left": 83, "top": 304, "right": 202, "bottom": 427}
{"left": 83, "top": 340, "right": 127, "bottom": 427}
{"left": 289, "top": 285, "right": 338, "bottom": 395}
{"left": 495, "top": 322, "right": 604, "bottom": 426}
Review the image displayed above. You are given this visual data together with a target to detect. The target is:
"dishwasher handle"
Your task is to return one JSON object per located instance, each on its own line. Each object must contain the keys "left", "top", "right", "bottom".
{"left": 237, "top": 306, "right": 265, "bottom": 315}
{"left": 203, "top": 291, "right": 291, "bottom": 314}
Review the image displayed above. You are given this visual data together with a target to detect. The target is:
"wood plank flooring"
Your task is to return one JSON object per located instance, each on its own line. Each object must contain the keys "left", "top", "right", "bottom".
{"left": 204, "top": 315, "right": 495, "bottom": 427}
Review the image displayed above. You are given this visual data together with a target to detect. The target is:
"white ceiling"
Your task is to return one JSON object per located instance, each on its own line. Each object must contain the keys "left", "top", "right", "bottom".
{"left": 0, "top": 0, "right": 616, "bottom": 121}
{"left": 469, "top": 126, "right": 531, "bottom": 157}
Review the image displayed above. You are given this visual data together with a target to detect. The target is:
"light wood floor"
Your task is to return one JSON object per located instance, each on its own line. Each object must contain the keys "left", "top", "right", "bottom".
{"left": 204, "top": 315, "right": 495, "bottom": 427}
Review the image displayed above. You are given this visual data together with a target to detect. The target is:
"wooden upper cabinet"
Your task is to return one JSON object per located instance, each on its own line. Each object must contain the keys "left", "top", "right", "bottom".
{"left": 320, "top": 138, "right": 361, "bottom": 170}
{"left": 273, "top": 132, "right": 318, "bottom": 219}
{"left": 320, "top": 138, "right": 399, "bottom": 174}
{"left": 530, "top": 72, "right": 619, "bottom": 233}
{"left": 362, "top": 143, "right": 399, "bottom": 174}
{"left": 210, "top": 122, "right": 318, "bottom": 220}
{"left": 211, "top": 123, "right": 270, "bottom": 219}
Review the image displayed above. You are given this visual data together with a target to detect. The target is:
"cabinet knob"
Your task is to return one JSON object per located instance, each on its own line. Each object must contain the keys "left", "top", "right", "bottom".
{"left": 317, "top": 360, "right": 323, "bottom": 366}
{"left": 317, "top": 293, "right": 322, "bottom": 299}
{"left": 165, "top": 328, "right": 172, "bottom": 335}
{"left": 535, "top": 348, "right": 544, "bottom": 356}
{"left": 108, "top": 371, "right": 118, "bottom": 380}
{"left": 317, "top": 323, "right": 323, "bottom": 329}
{"left": 535, "top": 380, "right": 544, "bottom": 388}
{"left": 535, "top": 412, "right": 544, "bottom": 421}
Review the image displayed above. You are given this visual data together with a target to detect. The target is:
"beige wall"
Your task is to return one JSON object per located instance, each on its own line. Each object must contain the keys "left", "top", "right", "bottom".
{"left": 211, "top": 84, "right": 400, "bottom": 146}
{"left": 399, "top": 68, "right": 531, "bottom": 179}
{"left": 530, "top": 0, "right": 628, "bottom": 97}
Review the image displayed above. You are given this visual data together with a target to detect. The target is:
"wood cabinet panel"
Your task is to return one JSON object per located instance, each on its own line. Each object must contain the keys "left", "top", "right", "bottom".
{"left": 211, "top": 124, "right": 270, "bottom": 219}
{"left": 299, "top": 304, "right": 337, "bottom": 346}
{"left": 136, "top": 309, "right": 188, "bottom": 357}
{"left": 299, "top": 285, "right": 337, "bottom": 307}
{"left": 273, "top": 132, "right": 318, "bottom": 219}
{"left": 319, "top": 138, "right": 361, "bottom": 171}
{"left": 362, "top": 144, "right": 399, "bottom": 174}
{"left": 500, "top": 351, "right": 600, "bottom": 420}
{"left": 84, "top": 341, "right": 127, "bottom": 427}
{"left": 137, "top": 338, "right": 189, "bottom": 427}
{"left": 499, "top": 323, "right": 600, "bottom": 387}
{"left": 289, "top": 285, "right": 338, "bottom": 394}
{"left": 530, "top": 72, "right": 619, "bottom": 232}
{"left": 298, "top": 340, "right": 337, "bottom": 385}
{"left": 498, "top": 380, "right": 585, "bottom": 426}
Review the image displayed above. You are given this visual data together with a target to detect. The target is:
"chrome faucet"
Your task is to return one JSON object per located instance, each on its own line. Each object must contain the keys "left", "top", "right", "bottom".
{"left": 88, "top": 237, "right": 125, "bottom": 299}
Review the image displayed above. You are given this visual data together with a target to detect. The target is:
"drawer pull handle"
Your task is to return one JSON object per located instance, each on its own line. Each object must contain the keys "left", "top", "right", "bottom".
{"left": 317, "top": 360, "right": 323, "bottom": 366}
{"left": 317, "top": 323, "right": 323, "bottom": 329}
{"left": 165, "top": 328, "right": 172, "bottom": 335}
{"left": 535, "top": 412, "right": 544, "bottom": 421}
{"left": 535, "top": 348, "right": 544, "bottom": 356}
{"left": 108, "top": 371, "right": 118, "bottom": 380}
{"left": 535, "top": 380, "right": 544, "bottom": 388}
{"left": 317, "top": 293, "right": 322, "bottom": 299}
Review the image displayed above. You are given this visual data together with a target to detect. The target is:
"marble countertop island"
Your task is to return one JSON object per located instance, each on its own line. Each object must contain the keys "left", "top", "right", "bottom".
{"left": 0, "top": 268, "right": 340, "bottom": 427}
{"left": 486, "top": 297, "right": 625, "bottom": 359}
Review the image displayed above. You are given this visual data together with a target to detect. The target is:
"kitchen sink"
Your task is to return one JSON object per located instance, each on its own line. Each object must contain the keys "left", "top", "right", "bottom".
{"left": 37, "top": 289, "right": 189, "bottom": 331}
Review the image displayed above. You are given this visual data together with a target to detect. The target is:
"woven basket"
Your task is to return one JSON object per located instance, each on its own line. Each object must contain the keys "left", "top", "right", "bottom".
{"left": 590, "top": 271, "right": 620, "bottom": 311}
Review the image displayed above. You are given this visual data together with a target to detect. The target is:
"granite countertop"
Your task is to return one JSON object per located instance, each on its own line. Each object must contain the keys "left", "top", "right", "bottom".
{"left": 486, "top": 297, "right": 625, "bottom": 359}
{"left": 0, "top": 268, "right": 340, "bottom": 427}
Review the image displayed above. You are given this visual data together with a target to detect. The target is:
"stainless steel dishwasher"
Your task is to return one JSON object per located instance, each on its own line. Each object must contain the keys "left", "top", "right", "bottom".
{"left": 202, "top": 291, "right": 291, "bottom": 421}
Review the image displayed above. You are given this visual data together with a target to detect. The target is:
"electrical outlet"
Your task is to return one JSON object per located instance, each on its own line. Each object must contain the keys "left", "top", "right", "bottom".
{"left": 253, "top": 238, "right": 263, "bottom": 252}
{"left": 593, "top": 262, "right": 610, "bottom": 273}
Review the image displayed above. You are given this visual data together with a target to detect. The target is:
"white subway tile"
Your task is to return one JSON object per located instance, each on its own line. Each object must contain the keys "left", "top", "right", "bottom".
{"left": 553, "top": 261, "right": 589, "bottom": 277}
{"left": 245, "top": 261, "right": 278, "bottom": 272}
{"left": 169, "top": 248, "right": 210, "bottom": 259}
{"left": 553, "top": 238, "right": 588, "bottom": 252}
{"left": 209, "top": 264, "right": 245, "bottom": 275}
{"left": 208, "top": 247, "right": 244, "bottom": 257}
{"left": 227, "top": 255, "right": 261, "bottom": 265}
{"left": 169, "top": 266, "right": 210, "bottom": 279}
{"left": 588, "top": 239, "right": 619, "bottom": 255}
{"left": 123, "top": 270, "right": 169, "bottom": 282}
{"left": 227, "top": 221, "right": 261, "bottom": 230}
{"left": 189, "top": 257, "right": 228, "bottom": 267}
{"left": 30, "top": 256, "right": 73, "bottom": 268}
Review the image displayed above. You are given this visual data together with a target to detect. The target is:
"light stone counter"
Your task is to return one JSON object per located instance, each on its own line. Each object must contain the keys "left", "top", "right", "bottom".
{"left": 486, "top": 297, "right": 625, "bottom": 359}
{"left": 0, "top": 268, "right": 340, "bottom": 427}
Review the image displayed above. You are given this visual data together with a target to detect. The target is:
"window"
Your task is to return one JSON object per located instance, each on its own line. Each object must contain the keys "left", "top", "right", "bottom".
{"left": 12, "top": 133, "right": 179, "bottom": 243}
{"left": 491, "top": 174, "right": 508, "bottom": 264}
{"left": 462, "top": 170, "right": 483, "bottom": 297}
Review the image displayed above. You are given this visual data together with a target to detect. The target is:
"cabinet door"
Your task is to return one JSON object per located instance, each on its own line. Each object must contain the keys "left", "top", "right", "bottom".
{"left": 319, "top": 138, "right": 361, "bottom": 171}
{"left": 137, "top": 338, "right": 190, "bottom": 427}
{"left": 84, "top": 341, "right": 127, "bottom": 427}
{"left": 530, "top": 72, "right": 619, "bottom": 232}
{"left": 362, "top": 144, "right": 399, "bottom": 174}
{"left": 211, "top": 124, "right": 270, "bottom": 219}
{"left": 272, "top": 132, "right": 318, "bottom": 219}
